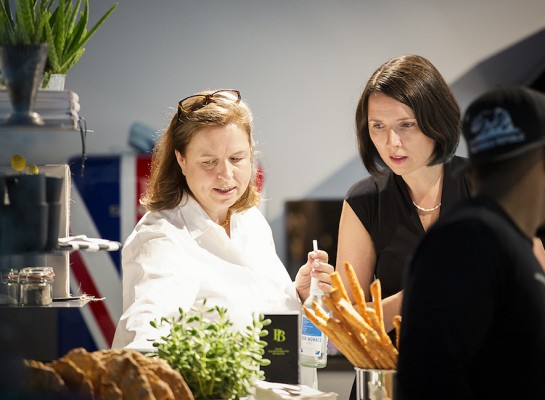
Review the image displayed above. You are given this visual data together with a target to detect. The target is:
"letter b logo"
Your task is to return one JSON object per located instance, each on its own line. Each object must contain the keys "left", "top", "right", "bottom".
{"left": 273, "top": 329, "right": 286, "bottom": 342}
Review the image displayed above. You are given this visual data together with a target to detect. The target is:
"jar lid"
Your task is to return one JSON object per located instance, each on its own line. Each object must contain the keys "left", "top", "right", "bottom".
{"left": 19, "top": 267, "right": 55, "bottom": 281}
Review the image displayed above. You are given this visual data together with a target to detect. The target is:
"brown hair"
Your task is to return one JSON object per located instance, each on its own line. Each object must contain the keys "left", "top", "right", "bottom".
{"left": 355, "top": 54, "right": 461, "bottom": 176}
{"left": 141, "top": 90, "right": 260, "bottom": 213}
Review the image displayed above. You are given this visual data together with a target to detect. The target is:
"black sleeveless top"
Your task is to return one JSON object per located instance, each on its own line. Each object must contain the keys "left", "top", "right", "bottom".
{"left": 345, "top": 156, "right": 471, "bottom": 298}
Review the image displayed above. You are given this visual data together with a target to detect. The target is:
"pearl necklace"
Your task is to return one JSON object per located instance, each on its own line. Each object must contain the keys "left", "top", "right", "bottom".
{"left": 220, "top": 210, "right": 232, "bottom": 228}
{"left": 412, "top": 201, "right": 441, "bottom": 213}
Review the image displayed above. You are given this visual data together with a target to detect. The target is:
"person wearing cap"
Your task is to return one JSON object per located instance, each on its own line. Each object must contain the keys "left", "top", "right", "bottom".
{"left": 397, "top": 86, "right": 545, "bottom": 398}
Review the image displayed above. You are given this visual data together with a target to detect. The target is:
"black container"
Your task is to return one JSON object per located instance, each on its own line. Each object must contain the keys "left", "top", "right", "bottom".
{"left": 45, "top": 202, "right": 61, "bottom": 251}
{"left": 45, "top": 176, "right": 63, "bottom": 203}
{"left": 0, "top": 174, "right": 48, "bottom": 255}
{"left": 0, "top": 203, "right": 48, "bottom": 255}
{"left": 44, "top": 176, "right": 63, "bottom": 250}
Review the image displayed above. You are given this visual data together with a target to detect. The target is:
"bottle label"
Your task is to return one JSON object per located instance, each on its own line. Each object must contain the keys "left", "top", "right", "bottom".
{"left": 300, "top": 315, "right": 324, "bottom": 357}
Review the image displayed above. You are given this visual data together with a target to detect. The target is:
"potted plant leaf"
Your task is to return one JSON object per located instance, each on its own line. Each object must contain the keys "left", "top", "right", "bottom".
{"left": 43, "top": 0, "right": 118, "bottom": 89}
{"left": 0, "top": 0, "right": 50, "bottom": 45}
{"left": 0, "top": 0, "right": 119, "bottom": 89}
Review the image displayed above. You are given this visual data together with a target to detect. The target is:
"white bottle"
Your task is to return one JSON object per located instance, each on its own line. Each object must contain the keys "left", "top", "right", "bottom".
{"left": 299, "top": 241, "right": 328, "bottom": 368}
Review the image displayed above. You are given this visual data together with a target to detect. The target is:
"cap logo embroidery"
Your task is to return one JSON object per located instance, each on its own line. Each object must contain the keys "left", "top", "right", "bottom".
{"left": 469, "top": 107, "right": 525, "bottom": 153}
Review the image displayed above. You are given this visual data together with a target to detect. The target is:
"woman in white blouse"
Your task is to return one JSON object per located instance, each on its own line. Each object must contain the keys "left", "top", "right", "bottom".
{"left": 112, "top": 89, "right": 333, "bottom": 350}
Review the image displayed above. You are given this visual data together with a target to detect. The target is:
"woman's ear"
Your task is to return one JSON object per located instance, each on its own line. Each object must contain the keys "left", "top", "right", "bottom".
{"left": 175, "top": 149, "right": 186, "bottom": 176}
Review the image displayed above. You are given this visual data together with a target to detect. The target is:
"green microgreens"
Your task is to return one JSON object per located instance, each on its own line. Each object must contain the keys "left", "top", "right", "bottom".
{"left": 150, "top": 299, "right": 271, "bottom": 400}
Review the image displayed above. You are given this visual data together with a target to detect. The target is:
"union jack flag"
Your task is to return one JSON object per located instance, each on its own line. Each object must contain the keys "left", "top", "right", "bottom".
{"left": 58, "top": 154, "right": 151, "bottom": 354}
{"left": 59, "top": 155, "right": 265, "bottom": 355}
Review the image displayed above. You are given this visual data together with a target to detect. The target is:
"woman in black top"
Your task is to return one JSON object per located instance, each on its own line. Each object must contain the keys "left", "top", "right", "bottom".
{"left": 339, "top": 56, "right": 545, "bottom": 400}
{"left": 338, "top": 55, "right": 469, "bottom": 400}
{"left": 337, "top": 54, "right": 469, "bottom": 341}
{"left": 345, "top": 155, "right": 470, "bottom": 302}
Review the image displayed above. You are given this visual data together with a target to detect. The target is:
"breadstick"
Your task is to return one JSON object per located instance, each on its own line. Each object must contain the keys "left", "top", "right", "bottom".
{"left": 327, "top": 318, "right": 377, "bottom": 369}
{"left": 393, "top": 315, "right": 402, "bottom": 349}
{"left": 323, "top": 278, "right": 400, "bottom": 370}
{"left": 311, "top": 300, "right": 329, "bottom": 322}
{"left": 330, "top": 271, "right": 349, "bottom": 302}
{"left": 328, "top": 325, "right": 365, "bottom": 367}
{"left": 302, "top": 306, "right": 362, "bottom": 367}
{"left": 343, "top": 262, "right": 373, "bottom": 326}
{"left": 366, "top": 308, "right": 380, "bottom": 331}
{"left": 324, "top": 291, "right": 374, "bottom": 334}
{"left": 325, "top": 292, "right": 378, "bottom": 343}
{"left": 367, "top": 288, "right": 398, "bottom": 367}
{"left": 324, "top": 294, "right": 389, "bottom": 366}
{"left": 308, "top": 301, "right": 376, "bottom": 368}
{"left": 357, "top": 331, "right": 390, "bottom": 369}
{"left": 370, "top": 279, "right": 384, "bottom": 330}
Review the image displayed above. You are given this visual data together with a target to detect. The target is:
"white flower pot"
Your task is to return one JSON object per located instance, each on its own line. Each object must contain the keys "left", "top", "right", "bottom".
{"left": 44, "top": 74, "right": 66, "bottom": 91}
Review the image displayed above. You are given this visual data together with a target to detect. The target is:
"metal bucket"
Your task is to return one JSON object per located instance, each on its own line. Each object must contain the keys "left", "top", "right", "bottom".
{"left": 355, "top": 368, "right": 397, "bottom": 400}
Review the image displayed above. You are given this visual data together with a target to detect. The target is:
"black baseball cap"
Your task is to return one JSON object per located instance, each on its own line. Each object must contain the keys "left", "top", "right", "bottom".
{"left": 462, "top": 86, "right": 545, "bottom": 168}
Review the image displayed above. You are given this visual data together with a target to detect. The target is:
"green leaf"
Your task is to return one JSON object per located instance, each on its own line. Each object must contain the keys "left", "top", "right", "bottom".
{"left": 52, "top": 0, "right": 65, "bottom": 57}
{"left": 58, "top": 46, "right": 83, "bottom": 73}
{"left": 66, "top": 0, "right": 80, "bottom": 37}
{"left": 44, "top": 20, "right": 60, "bottom": 71}
{"left": 61, "top": 0, "right": 85, "bottom": 61}
{"left": 151, "top": 300, "right": 271, "bottom": 399}
{"left": 17, "top": 0, "right": 34, "bottom": 42}
{"left": 1, "top": 0, "right": 117, "bottom": 72}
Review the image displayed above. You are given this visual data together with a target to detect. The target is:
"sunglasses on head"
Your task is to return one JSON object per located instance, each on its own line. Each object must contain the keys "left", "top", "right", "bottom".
{"left": 177, "top": 89, "right": 241, "bottom": 121}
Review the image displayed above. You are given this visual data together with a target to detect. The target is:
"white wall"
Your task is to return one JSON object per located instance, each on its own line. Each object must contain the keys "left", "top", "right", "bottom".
{"left": 18, "top": 1, "right": 545, "bottom": 259}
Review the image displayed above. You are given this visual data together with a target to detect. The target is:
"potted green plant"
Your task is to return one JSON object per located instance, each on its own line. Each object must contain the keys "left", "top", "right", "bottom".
{"left": 43, "top": 0, "right": 118, "bottom": 89}
{"left": 0, "top": 0, "right": 49, "bottom": 124}
{"left": 0, "top": 0, "right": 49, "bottom": 45}
{"left": 152, "top": 300, "right": 272, "bottom": 400}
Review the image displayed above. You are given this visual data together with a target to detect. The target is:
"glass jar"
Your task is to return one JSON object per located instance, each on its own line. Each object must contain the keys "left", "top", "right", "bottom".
{"left": 19, "top": 267, "right": 55, "bottom": 306}
{"left": 1, "top": 268, "right": 20, "bottom": 304}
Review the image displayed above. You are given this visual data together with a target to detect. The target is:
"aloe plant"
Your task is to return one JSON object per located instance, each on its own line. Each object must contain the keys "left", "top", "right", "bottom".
{"left": 0, "top": 0, "right": 118, "bottom": 85}
{"left": 0, "top": 0, "right": 51, "bottom": 45}
{"left": 44, "top": 0, "right": 118, "bottom": 76}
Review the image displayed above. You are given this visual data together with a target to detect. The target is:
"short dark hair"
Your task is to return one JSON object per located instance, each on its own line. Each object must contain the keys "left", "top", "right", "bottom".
{"left": 355, "top": 54, "right": 461, "bottom": 176}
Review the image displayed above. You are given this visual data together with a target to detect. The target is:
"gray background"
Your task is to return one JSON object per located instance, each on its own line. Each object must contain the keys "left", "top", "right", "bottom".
{"left": 5, "top": 0, "right": 545, "bottom": 262}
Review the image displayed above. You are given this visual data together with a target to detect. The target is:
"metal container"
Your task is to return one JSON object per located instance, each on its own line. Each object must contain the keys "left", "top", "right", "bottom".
{"left": 19, "top": 266, "right": 55, "bottom": 306}
{"left": 355, "top": 368, "right": 397, "bottom": 400}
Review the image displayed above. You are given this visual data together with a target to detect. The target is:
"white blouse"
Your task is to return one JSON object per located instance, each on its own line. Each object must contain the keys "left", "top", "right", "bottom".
{"left": 112, "top": 195, "right": 301, "bottom": 350}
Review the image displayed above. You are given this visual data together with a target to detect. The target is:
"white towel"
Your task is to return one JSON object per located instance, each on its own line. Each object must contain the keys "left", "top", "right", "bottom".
{"left": 57, "top": 235, "right": 122, "bottom": 252}
{"left": 253, "top": 381, "right": 338, "bottom": 400}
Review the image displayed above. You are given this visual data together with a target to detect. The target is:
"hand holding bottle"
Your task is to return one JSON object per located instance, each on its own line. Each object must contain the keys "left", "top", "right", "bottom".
{"left": 299, "top": 240, "right": 329, "bottom": 368}
{"left": 294, "top": 242, "right": 334, "bottom": 302}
